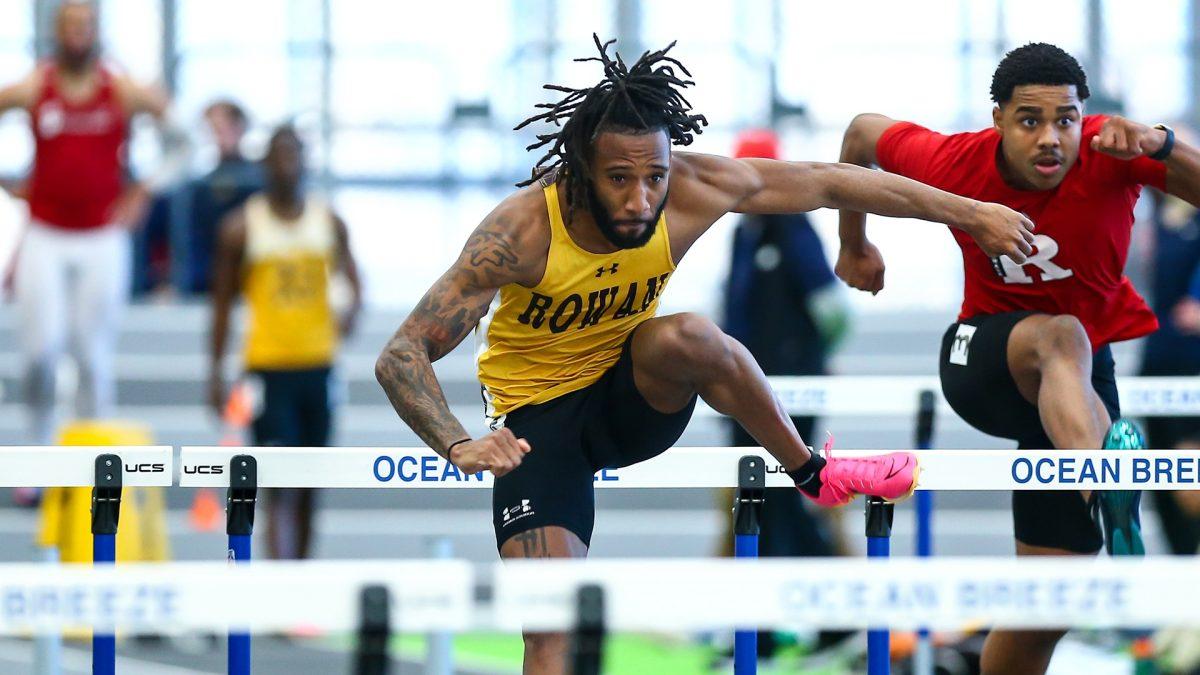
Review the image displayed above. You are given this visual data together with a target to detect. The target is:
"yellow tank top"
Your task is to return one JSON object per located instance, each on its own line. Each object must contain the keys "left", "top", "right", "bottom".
{"left": 241, "top": 194, "right": 338, "bottom": 370}
{"left": 475, "top": 181, "right": 675, "bottom": 422}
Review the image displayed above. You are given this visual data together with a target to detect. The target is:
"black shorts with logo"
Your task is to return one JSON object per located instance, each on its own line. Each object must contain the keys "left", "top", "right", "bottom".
{"left": 491, "top": 333, "right": 697, "bottom": 551}
{"left": 939, "top": 311, "right": 1119, "bottom": 554}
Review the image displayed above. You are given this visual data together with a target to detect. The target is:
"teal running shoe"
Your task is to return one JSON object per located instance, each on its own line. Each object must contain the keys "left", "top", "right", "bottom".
{"left": 1097, "top": 419, "right": 1146, "bottom": 556}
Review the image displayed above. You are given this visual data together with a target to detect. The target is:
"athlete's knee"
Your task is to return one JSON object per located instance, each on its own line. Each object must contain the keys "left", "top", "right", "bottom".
{"left": 522, "top": 631, "right": 567, "bottom": 665}
{"left": 658, "top": 313, "right": 735, "bottom": 371}
{"left": 1035, "top": 315, "right": 1091, "bottom": 362}
{"left": 1025, "top": 627, "right": 1067, "bottom": 650}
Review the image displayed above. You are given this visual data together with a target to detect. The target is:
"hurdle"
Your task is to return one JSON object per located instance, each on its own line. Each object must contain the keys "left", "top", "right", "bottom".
{"left": 179, "top": 446, "right": 773, "bottom": 675}
{"left": 751, "top": 374, "right": 1200, "bottom": 675}
{"left": 178, "top": 444, "right": 1200, "bottom": 674}
{"left": 6, "top": 444, "right": 1200, "bottom": 672}
{"left": 1, "top": 556, "right": 1200, "bottom": 673}
{"left": 0, "top": 446, "right": 173, "bottom": 675}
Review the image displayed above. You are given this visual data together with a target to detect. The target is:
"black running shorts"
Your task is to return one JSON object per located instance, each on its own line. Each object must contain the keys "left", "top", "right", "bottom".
{"left": 939, "top": 311, "right": 1118, "bottom": 553}
{"left": 490, "top": 331, "right": 696, "bottom": 550}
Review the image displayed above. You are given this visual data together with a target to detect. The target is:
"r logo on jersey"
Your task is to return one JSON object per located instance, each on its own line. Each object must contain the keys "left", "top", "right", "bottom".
{"left": 995, "top": 234, "right": 1074, "bottom": 284}
{"left": 949, "top": 324, "right": 976, "bottom": 366}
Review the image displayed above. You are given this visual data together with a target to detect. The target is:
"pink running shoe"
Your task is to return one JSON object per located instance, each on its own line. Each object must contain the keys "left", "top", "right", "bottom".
{"left": 805, "top": 435, "right": 920, "bottom": 507}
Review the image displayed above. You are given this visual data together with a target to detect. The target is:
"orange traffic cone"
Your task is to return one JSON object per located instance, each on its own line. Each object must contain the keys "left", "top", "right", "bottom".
{"left": 190, "top": 381, "right": 254, "bottom": 532}
{"left": 189, "top": 488, "right": 222, "bottom": 532}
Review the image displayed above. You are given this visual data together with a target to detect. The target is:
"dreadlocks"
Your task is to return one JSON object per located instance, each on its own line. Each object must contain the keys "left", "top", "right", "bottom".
{"left": 514, "top": 34, "right": 708, "bottom": 218}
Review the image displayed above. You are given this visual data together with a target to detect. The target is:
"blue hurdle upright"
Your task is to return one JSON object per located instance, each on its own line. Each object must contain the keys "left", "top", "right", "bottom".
{"left": 864, "top": 389, "right": 936, "bottom": 675}
{"left": 733, "top": 455, "right": 766, "bottom": 675}
{"left": 226, "top": 455, "right": 258, "bottom": 675}
{"left": 91, "top": 454, "right": 122, "bottom": 675}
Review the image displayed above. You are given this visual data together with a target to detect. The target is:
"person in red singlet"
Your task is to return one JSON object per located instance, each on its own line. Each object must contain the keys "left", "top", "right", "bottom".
{"left": 0, "top": 0, "right": 188, "bottom": 452}
{"left": 838, "top": 43, "right": 1200, "bottom": 674}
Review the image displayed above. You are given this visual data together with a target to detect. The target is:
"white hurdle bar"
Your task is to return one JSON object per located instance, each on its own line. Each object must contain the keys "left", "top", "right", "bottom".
{"left": 0, "top": 560, "right": 472, "bottom": 635}
{"left": 0, "top": 557, "right": 1198, "bottom": 634}
{"left": 0, "top": 447, "right": 173, "bottom": 487}
{"left": 707, "top": 375, "right": 1200, "bottom": 417}
{"left": 178, "top": 446, "right": 1200, "bottom": 491}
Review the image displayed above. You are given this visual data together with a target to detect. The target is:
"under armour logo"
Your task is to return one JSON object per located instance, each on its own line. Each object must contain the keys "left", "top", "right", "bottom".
{"left": 595, "top": 263, "right": 619, "bottom": 277}
{"left": 501, "top": 499, "right": 534, "bottom": 526}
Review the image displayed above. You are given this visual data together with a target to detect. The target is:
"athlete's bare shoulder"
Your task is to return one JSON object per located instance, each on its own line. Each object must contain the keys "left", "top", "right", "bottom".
{"left": 669, "top": 152, "right": 761, "bottom": 208}
{"left": 660, "top": 152, "right": 760, "bottom": 261}
{"left": 0, "top": 69, "right": 42, "bottom": 112}
{"left": 463, "top": 179, "right": 553, "bottom": 289}
{"left": 110, "top": 71, "right": 170, "bottom": 118}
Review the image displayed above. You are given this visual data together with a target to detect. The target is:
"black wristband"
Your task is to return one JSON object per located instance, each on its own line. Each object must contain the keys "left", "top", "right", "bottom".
{"left": 445, "top": 438, "right": 472, "bottom": 457}
{"left": 1150, "top": 124, "right": 1175, "bottom": 161}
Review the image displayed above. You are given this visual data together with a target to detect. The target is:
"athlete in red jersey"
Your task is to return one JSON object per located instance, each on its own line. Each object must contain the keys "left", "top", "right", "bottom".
{"left": 838, "top": 43, "right": 1200, "bottom": 674}
{"left": 0, "top": 1, "right": 187, "bottom": 449}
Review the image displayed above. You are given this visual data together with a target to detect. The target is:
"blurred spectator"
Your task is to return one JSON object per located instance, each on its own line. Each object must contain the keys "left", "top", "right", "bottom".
{"left": 208, "top": 125, "right": 361, "bottom": 559}
{"left": 133, "top": 99, "right": 262, "bottom": 296}
{"left": 0, "top": 0, "right": 188, "bottom": 452}
{"left": 186, "top": 100, "right": 263, "bottom": 294}
{"left": 1140, "top": 181, "right": 1200, "bottom": 555}
{"left": 719, "top": 128, "right": 851, "bottom": 654}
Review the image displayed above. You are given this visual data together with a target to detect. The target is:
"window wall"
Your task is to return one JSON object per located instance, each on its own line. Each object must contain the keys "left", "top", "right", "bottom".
{"left": 0, "top": 0, "right": 1192, "bottom": 312}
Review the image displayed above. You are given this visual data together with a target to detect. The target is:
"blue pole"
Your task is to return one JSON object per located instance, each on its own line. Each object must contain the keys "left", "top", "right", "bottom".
{"left": 93, "top": 533, "right": 116, "bottom": 675}
{"left": 732, "top": 456, "right": 765, "bottom": 675}
{"left": 226, "top": 455, "right": 258, "bottom": 675}
{"left": 733, "top": 533, "right": 758, "bottom": 675}
{"left": 865, "top": 498, "right": 894, "bottom": 675}
{"left": 91, "top": 454, "right": 121, "bottom": 675}
{"left": 228, "top": 533, "right": 252, "bottom": 675}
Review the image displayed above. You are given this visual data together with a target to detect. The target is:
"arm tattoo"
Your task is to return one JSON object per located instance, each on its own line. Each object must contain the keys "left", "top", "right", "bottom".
{"left": 467, "top": 229, "right": 519, "bottom": 270}
{"left": 375, "top": 222, "right": 522, "bottom": 457}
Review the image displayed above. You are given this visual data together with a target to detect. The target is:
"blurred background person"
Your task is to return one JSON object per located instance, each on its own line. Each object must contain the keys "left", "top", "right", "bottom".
{"left": 0, "top": 0, "right": 188, "bottom": 457}
{"left": 185, "top": 99, "right": 263, "bottom": 295}
{"left": 133, "top": 99, "right": 262, "bottom": 297}
{"left": 1140, "top": 125, "right": 1200, "bottom": 556}
{"left": 208, "top": 125, "right": 361, "bottom": 560}
{"left": 719, "top": 127, "right": 852, "bottom": 657}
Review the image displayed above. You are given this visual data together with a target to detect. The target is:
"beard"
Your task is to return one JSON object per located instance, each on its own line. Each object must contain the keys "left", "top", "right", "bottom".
{"left": 585, "top": 181, "right": 668, "bottom": 250}
{"left": 57, "top": 44, "right": 97, "bottom": 72}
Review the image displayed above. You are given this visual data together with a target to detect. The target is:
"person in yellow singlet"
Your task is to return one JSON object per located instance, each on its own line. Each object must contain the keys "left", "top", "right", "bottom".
{"left": 209, "top": 125, "right": 362, "bottom": 560}
{"left": 375, "top": 36, "right": 1034, "bottom": 673}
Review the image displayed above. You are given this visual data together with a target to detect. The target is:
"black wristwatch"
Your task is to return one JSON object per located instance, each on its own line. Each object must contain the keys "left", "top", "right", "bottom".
{"left": 1150, "top": 124, "right": 1175, "bottom": 161}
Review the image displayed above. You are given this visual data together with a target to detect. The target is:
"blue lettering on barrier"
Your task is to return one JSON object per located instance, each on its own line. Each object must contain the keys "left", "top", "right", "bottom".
{"left": 4, "top": 589, "right": 25, "bottom": 618}
{"left": 1035, "top": 458, "right": 1055, "bottom": 484}
{"left": 594, "top": 469, "right": 619, "bottom": 482}
{"left": 0, "top": 584, "right": 180, "bottom": 625}
{"left": 1012, "top": 458, "right": 1032, "bottom": 484}
{"left": 421, "top": 456, "right": 437, "bottom": 481}
{"left": 399, "top": 456, "right": 418, "bottom": 482}
{"left": 373, "top": 456, "right": 394, "bottom": 482}
{"left": 1157, "top": 458, "right": 1173, "bottom": 484}
{"left": 781, "top": 580, "right": 823, "bottom": 610}
{"left": 1102, "top": 458, "right": 1119, "bottom": 483}
{"left": 1059, "top": 457, "right": 1075, "bottom": 483}
{"left": 373, "top": 455, "right": 485, "bottom": 483}
{"left": 1133, "top": 458, "right": 1150, "bottom": 483}
{"left": 1079, "top": 459, "right": 1096, "bottom": 483}
{"left": 777, "top": 389, "right": 827, "bottom": 412}
{"left": 1015, "top": 457, "right": 1122, "bottom": 485}
{"left": 847, "top": 582, "right": 867, "bottom": 610}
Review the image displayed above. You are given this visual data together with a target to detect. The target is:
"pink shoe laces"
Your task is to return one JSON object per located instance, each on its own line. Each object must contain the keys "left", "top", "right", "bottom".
{"left": 819, "top": 432, "right": 890, "bottom": 499}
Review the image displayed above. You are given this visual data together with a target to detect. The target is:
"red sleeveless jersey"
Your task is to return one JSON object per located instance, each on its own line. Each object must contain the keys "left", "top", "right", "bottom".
{"left": 27, "top": 62, "right": 128, "bottom": 230}
{"left": 876, "top": 115, "right": 1166, "bottom": 349}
